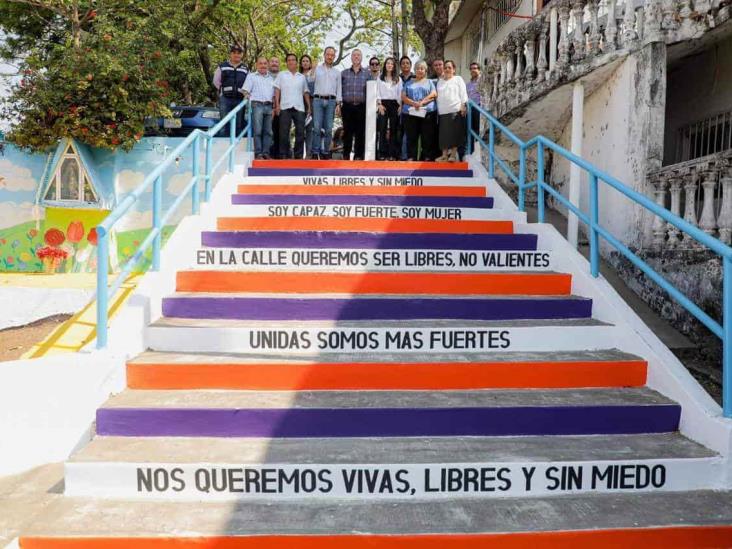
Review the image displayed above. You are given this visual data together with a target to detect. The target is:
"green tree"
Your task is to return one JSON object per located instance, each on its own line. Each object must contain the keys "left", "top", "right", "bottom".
{"left": 412, "top": 0, "right": 452, "bottom": 64}
{"left": 2, "top": 1, "right": 173, "bottom": 151}
{"left": 0, "top": 0, "right": 396, "bottom": 151}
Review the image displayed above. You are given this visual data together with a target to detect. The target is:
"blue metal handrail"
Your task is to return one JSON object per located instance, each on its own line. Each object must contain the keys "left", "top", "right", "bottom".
{"left": 467, "top": 99, "right": 732, "bottom": 418}
{"left": 95, "top": 99, "right": 252, "bottom": 348}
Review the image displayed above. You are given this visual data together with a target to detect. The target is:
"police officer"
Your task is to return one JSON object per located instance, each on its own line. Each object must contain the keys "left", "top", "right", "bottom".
{"left": 213, "top": 45, "right": 249, "bottom": 136}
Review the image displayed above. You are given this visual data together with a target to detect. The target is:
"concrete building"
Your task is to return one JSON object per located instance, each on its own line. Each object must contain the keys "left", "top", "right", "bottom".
{"left": 446, "top": 0, "right": 732, "bottom": 348}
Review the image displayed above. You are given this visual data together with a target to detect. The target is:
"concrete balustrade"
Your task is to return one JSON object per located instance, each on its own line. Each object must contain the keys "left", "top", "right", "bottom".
{"left": 648, "top": 151, "right": 732, "bottom": 247}
{"left": 481, "top": 0, "right": 731, "bottom": 119}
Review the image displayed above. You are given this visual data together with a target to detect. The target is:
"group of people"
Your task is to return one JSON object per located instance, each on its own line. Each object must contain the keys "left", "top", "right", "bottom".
{"left": 212, "top": 44, "right": 482, "bottom": 162}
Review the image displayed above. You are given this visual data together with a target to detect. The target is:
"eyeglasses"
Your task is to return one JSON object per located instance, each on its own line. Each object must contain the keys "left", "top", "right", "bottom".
{"left": 370, "top": 62, "right": 380, "bottom": 67}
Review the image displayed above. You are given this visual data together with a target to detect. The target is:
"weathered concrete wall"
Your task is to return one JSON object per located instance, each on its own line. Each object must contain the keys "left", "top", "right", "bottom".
{"left": 608, "top": 250, "right": 723, "bottom": 359}
{"left": 551, "top": 43, "right": 667, "bottom": 250}
{"left": 663, "top": 33, "right": 732, "bottom": 165}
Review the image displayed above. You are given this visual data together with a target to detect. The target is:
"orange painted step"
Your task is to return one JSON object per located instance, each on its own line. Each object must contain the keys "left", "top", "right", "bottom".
{"left": 127, "top": 357, "right": 647, "bottom": 391}
{"left": 237, "top": 184, "right": 486, "bottom": 197}
{"left": 251, "top": 159, "right": 470, "bottom": 170}
{"left": 20, "top": 526, "right": 732, "bottom": 548}
{"left": 216, "top": 217, "right": 513, "bottom": 234}
{"left": 176, "top": 272, "right": 571, "bottom": 295}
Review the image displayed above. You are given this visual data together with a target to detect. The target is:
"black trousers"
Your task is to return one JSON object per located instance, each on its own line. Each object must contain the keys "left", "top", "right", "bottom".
{"left": 377, "top": 100, "right": 400, "bottom": 160}
{"left": 431, "top": 111, "right": 441, "bottom": 159}
{"left": 279, "top": 108, "right": 306, "bottom": 159}
{"left": 342, "top": 102, "right": 366, "bottom": 160}
{"left": 270, "top": 114, "right": 280, "bottom": 157}
{"left": 405, "top": 111, "right": 437, "bottom": 161}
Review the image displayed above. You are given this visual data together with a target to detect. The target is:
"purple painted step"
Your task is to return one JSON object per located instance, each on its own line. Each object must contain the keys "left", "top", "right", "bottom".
{"left": 162, "top": 296, "right": 593, "bottom": 321}
{"left": 231, "top": 194, "right": 495, "bottom": 208}
{"left": 248, "top": 168, "right": 473, "bottom": 177}
{"left": 201, "top": 231, "right": 538, "bottom": 250}
{"left": 96, "top": 405, "right": 681, "bottom": 438}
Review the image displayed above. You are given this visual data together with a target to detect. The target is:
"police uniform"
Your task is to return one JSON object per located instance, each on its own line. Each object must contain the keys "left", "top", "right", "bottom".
{"left": 215, "top": 60, "right": 249, "bottom": 135}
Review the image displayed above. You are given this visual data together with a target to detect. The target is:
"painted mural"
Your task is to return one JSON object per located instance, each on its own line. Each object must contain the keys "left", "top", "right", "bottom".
{"left": 0, "top": 134, "right": 230, "bottom": 274}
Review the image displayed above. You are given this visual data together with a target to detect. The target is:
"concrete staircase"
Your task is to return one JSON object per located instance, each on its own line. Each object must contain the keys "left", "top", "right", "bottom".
{"left": 17, "top": 158, "right": 732, "bottom": 547}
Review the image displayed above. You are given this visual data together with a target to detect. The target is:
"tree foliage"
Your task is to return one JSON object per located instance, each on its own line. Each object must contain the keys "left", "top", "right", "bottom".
{"left": 0, "top": 0, "right": 394, "bottom": 152}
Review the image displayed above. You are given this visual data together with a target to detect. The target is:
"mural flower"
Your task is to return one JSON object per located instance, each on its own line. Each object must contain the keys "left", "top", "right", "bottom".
{"left": 44, "top": 228, "right": 65, "bottom": 247}
{"left": 87, "top": 228, "right": 98, "bottom": 246}
{"left": 20, "top": 252, "right": 32, "bottom": 262}
{"left": 27, "top": 228, "right": 38, "bottom": 239}
{"left": 37, "top": 246, "right": 69, "bottom": 273}
{"left": 6, "top": 256, "right": 14, "bottom": 265}
{"left": 11, "top": 239, "right": 19, "bottom": 249}
{"left": 66, "top": 221, "right": 85, "bottom": 243}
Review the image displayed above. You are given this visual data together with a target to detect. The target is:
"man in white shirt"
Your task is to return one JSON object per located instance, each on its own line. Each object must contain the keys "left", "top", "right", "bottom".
{"left": 242, "top": 56, "right": 275, "bottom": 159}
{"left": 310, "top": 46, "right": 342, "bottom": 159}
{"left": 274, "top": 53, "right": 311, "bottom": 159}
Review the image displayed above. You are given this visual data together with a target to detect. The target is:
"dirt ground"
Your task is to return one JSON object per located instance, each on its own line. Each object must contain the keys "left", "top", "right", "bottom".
{"left": 0, "top": 315, "right": 71, "bottom": 362}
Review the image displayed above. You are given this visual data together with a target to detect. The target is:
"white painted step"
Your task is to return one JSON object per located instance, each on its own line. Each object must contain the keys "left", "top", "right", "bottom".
{"left": 242, "top": 176, "right": 484, "bottom": 186}
{"left": 65, "top": 434, "right": 722, "bottom": 501}
{"left": 146, "top": 318, "right": 622, "bottom": 354}
{"left": 216, "top": 203, "right": 527, "bottom": 222}
{"left": 187, "top": 248, "right": 556, "bottom": 272}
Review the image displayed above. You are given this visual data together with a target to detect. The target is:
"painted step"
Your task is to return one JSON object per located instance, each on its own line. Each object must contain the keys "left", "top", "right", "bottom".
{"left": 175, "top": 272, "right": 572, "bottom": 295}
{"left": 231, "top": 194, "right": 494, "bottom": 207}
{"left": 201, "top": 231, "right": 538, "bottom": 250}
{"left": 215, "top": 217, "right": 514, "bottom": 234}
{"left": 127, "top": 349, "right": 646, "bottom": 390}
{"left": 191, "top": 248, "right": 554, "bottom": 272}
{"left": 64, "top": 433, "right": 720, "bottom": 501}
{"left": 237, "top": 184, "right": 487, "bottom": 196}
{"left": 146, "top": 318, "right": 621, "bottom": 354}
{"left": 222, "top": 203, "right": 518, "bottom": 222}
{"left": 161, "top": 295, "right": 593, "bottom": 322}
{"left": 247, "top": 168, "right": 473, "bottom": 178}
{"left": 18, "top": 491, "right": 732, "bottom": 547}
{"left": 94, "top": 387, "right": 681, "bottom": 438}
{"left": 251, "top": 159, "right": 471, "bottom": 171}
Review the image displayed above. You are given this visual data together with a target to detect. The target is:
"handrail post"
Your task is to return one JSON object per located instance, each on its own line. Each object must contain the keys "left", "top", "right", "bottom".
{"left": 192, "top": 134, "right": 200, "bottom": 215}
{"left": 247, "top": 101, "right": 253, "bottom": 152}
{"left": 152, "top": 174, "right": 162, "bottom": 271}
{"left": 537, "top": 140, "right": 545, "bottom": 223}
{"left": 488, "top": 121, "right": 495, "bottom": 179}
{"left": 205, "top": 136, "right": 213, "bottom": 201}
{"left": 724, "top": 256, "right": 732, "bottom": 418}
{"left": 467, "top": 103, "right": 473, "bottom": 157}
{"left": 95, "top": 227, "right": 109, "bottom": 349}
{"left": 589, "top": 172, "right": 600, "bottom": 278}
{"left": 518, "top": 145, "right": 526, "bottom": 212}
{"left": 228, "top": 113, "right": 236, "bottom": 173}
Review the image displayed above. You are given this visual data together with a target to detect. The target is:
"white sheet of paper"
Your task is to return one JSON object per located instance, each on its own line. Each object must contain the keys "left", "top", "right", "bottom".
{"left": 408, "top": 107, "right": 427, "bottom": 118}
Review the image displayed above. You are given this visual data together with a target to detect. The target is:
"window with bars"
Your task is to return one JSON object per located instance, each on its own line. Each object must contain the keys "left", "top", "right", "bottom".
{"left": 485, "top": 0, "right": 523, "bottom": 39}
{"left": 675, "top": 111, "right": 732, "bottom": 163}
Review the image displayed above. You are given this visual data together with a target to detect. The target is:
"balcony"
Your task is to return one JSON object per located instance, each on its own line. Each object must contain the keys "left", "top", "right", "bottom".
{"left": 483, "top": 0, "right": 731, "bottom": 127}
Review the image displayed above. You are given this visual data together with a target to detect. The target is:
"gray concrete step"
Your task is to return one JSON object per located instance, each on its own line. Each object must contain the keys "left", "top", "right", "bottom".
{"left": 100, "top": 387, "right": 676, "bottom": 410}
{"left": 18, "top": 490, "right": 732, "bottom": 537}
{"left": 71, "top": 433, "right": 715, "bottom": 464}
{"left": 129, "top": 348, "right": 644, "bottom": 365}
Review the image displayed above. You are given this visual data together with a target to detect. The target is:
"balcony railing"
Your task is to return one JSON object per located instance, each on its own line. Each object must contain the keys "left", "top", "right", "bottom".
{"left": 649, "top": 149, "right": 732, "bottom": 247}
{"left": 483, "top": 0, "right": 731, "bottom": 119}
